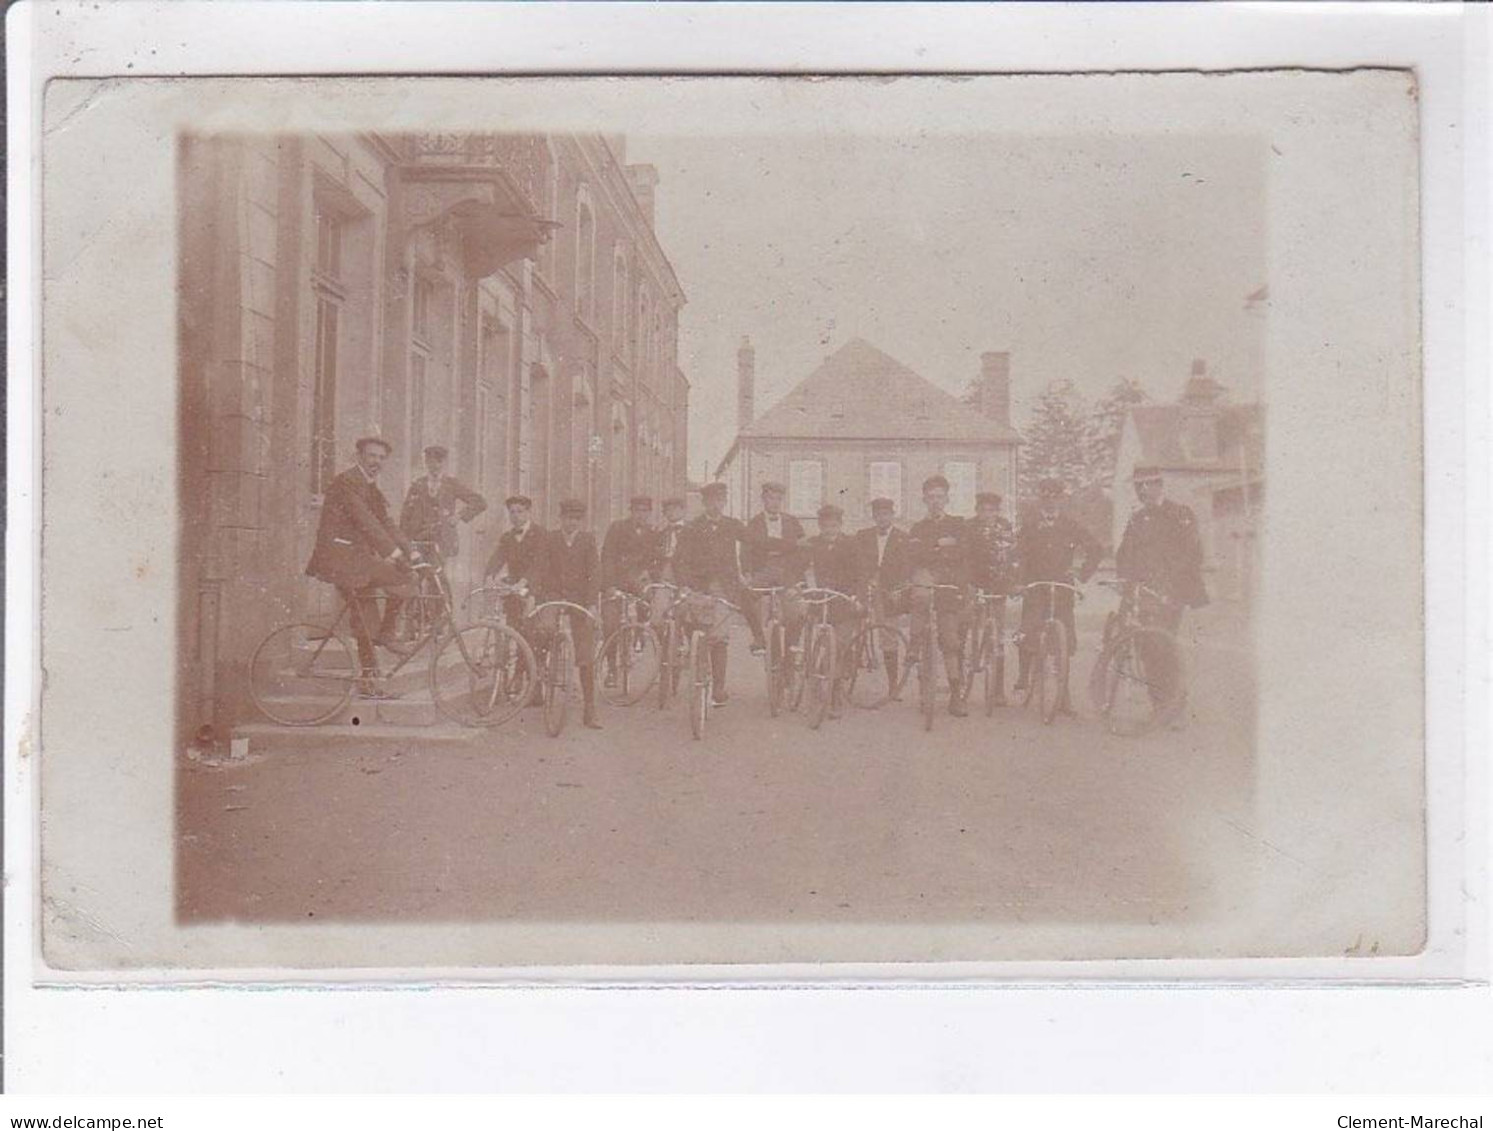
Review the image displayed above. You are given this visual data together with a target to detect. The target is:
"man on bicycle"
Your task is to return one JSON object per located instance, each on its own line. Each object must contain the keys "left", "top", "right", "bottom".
{"left": 1012, "top": 478, "right": 1102, "bottom": 713}
{"left": 802, "top": 504, "right": 866, "bottom": 719}
{"left": 742, "top": 481, "right": 804, "bottom": 659}
{"left": 537, "top": 498, "right": 604, "bottom": 730}
{"left": 398, "top": 444, "right": 488, "bottom": 563}
{"left": 1113, "top": 465, "right": 1208, "bottom": 710}
{"left": 855, "top": 496, "right": 913, "bottom": 698}
{"left": 676, "top": 481, "right": 753, "bottom": 707}
{"left": 908, "top": 473, "right": 973, "bottom": 717}
{"left": 304, "top": 436, "right": 421, "bottom": 697}
{"left": 968, "top": 490, "right": 1017, "bottom": 707}
{"left": 599, "top": 494, "right": 657, "bottom": 688}
{"left": 650, "top": 495, "right": 689, "bottom": 623}
{"left": 483, "top": 494, "right": 548, "bottom": 641}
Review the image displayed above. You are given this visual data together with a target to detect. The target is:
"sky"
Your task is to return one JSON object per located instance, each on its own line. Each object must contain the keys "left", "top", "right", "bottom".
{"left": 628, "top": 131, "right": 1267, "bottom": 477}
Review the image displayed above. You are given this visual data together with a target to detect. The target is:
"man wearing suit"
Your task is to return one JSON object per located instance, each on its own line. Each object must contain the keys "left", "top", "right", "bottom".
{"left": 398, "top": 444, "right": 487, "bottom": 561}
{"left": 741, "top": 481, "right": 802, "bottom": 657}
{"left": 1012, "top": 478, "right": 1103, "bottom": 713}
{"left": 676, "top": 481, "right": 752, "bottom": 706}
{"left": 305, "top": 436, "right": 420, "bottom": 696}
{"left": 908, "top": 474, "right": 974, "bottom": 717}
{"left": 650, "top": 496, "right": 689, "bottom": 623}
{"left": 484, "top": 494, "right": 547, "bottom": 635}
{"left": 969, "top": 490, "right": 1017, "bottom": 707}
{"left": 802, "top": 504, "right": 866, "bottom": 719}
{"left": 537, "top": 498, "right": 603, "bottom": 729}
{"left": 855, "top": 496, "right": 913, "bottom": 697}
{"left": 599, "top": 495, "right": 658, "bottom": 687}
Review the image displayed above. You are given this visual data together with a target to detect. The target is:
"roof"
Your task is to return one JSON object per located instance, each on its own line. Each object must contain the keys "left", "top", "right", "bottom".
{"left": 737, "top": 338, "right": 1024, "bottom": 446}
{"left": 1126, "top": 402, "right": 1263, "bottom": 473}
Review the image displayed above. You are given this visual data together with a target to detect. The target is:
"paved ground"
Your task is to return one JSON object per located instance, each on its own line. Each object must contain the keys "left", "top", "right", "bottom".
{"left": 178, "top": 605, "right": 1256, "bottom": 926}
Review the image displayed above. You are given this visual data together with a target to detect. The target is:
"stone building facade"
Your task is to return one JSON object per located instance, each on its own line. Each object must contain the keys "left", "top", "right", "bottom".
{"left": 715, "top": 338, "right": 1023, "bottom": 530}
{"left": 178, "top": 131, "right": 689, "bottom": 736}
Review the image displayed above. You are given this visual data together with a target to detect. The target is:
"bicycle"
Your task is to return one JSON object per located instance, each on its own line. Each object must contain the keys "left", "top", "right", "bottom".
{"left": 526, "top": 598, "right": 601, "bottom": 737}
{"left": 901, "top": 581, "right": 966, "bottom": 732}
{"left": 679, "top": 590, "right": 741, "bottom": 740}
{"left": 961, "top": 589, "right": 1012, "bottom": 717}
{"left": 839, "top": 583, "right": 910, "bottom": 710}
{"left": 250, "top": 559, "right": 453, "bottom": 726}
{"left": 1017, "top": 580, "right": 1084, "bottom": 726}
{"left": 596, "top": 588, "right": 660, "bottom": 706}
{"left": 645, "top": 581, "right": 689, "bottom": 710}
{"left": 1088, "top": 579, "right": 1186, "bottom": 736}
{"left": 428, "top": 581, "right": 540, "bottom": 727}
{"left": 749, "top": 584, "right": 804, "bottom": 718}
{"left": 797, "top": 587, "right": 858, "bottom": 730}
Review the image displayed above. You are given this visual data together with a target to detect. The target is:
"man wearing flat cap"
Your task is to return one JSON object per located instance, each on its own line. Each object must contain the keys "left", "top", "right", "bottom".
{"left": 969, "top": 490, "right": 1017, "bottom": 705}
{"left": 676, "top": 481, "right": 755, "bottom": 704}
{"left": 305, "top": 436, "right": 420, "bottom": 696}
{"left": 399, "top": 444, "right": 487, "bottom": 563}
{"left": 909, "top": 473, "right": 974, "bottom": 716}
{"left": 599, "top": 495, "right": 658, "bottom": 688}
{"left": 537, "top": 498, "right": 603, "bottom": 729}
{"left": 1114, "top": 466, "right": 1207, "bottom": 710}
{"left": 742, "top": 480, "right": 804, "bottom": 659}
{"left": 803, "top": 504, "right": 866, "bottom": 718}
{"left": 649, "top": 496, "right": 689, "bottom": 622}
{"left": 484, "top": 493, "right": 548, "bottom": 635}
{"left": 1012, "top": 477, "right": 1102, "bottom": 712}
{"left": 855, "top": 496, "right": 914, "bottom": 698}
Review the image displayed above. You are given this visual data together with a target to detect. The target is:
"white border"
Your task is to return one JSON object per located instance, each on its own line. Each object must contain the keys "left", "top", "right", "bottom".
{"left": 7, "top": 0, "right": 1490, "bottom": 1093}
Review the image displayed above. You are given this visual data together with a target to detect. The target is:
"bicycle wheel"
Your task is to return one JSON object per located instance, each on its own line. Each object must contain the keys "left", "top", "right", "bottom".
{"left": 804, "top": 626, "right": 836, "bottom": 731}
{"left": 543, "top": 634, "right": 573, "bottom": 737}
{"left": 1089, "top": 626, "right": 1182, "bottom": 737}
{"left": 981, "top": 624, "right": 1004, "bottom": 716}
{"left": 658, "top": 621, "right": 680, "bottom": 709}
{"left": 688, "top": 630, "right": 710, "bottom": 740}
{"left": 249, "top": 622, "right": 356, "bottom": 726}
{"left": 765, "top": 620, "right": 785, "bottom": 718}
{"left": 1034, "top": 620, "right": 1069, "bottom": 725}
{"left": 599, "top": 623, "right": 659, "bottom": 707}
{"left": 430, "top": 622, "right": 536, "bottom": 727}
{"left": 919, "top": 627, "right": 936, "bottom": 732}
{"left": 960, "top": 621, "right": 980, "bottom": 702}
{"left": 785, "top": 628, "right": 807, "bottom": 713}
{"left": 843, "top": 623, "right": 907, "bottom": 709}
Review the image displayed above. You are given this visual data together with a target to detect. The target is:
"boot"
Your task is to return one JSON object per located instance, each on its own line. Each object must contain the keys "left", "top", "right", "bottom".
{"left": 580, "top": 666, "right": 603, "bottom": 729}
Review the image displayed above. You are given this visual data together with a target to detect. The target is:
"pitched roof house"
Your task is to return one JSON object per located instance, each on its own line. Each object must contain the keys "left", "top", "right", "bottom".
{"left": 715, "top": 338, "right": 1023, "bottom": 527}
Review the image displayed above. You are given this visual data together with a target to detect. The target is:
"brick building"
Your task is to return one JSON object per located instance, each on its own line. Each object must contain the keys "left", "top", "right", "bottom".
{"left": 178, "top": 131, "right": 689, "bottom": 736}
{"left": 714, "top": 338, "right": 1023, "bottom": 529}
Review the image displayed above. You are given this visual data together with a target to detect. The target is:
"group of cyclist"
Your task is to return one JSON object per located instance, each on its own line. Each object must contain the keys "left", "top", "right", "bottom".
{"left": 306, "top": 432, "right": 1209, "bottom": 730}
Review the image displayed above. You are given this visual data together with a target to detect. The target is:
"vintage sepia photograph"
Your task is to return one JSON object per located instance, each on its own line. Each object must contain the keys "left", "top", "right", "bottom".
{"left": 37, "top": 72, "right": 1426, "bottom": 971}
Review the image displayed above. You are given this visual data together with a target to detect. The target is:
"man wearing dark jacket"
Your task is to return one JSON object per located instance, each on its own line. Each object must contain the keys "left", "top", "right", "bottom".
{"left": 676, "top": 481, "right": 752, "bottom": 705}
{"left": 908, "top": 474, "right": 974, "bottom": 716}
{"left": 305, "top": 436, "right": 419, "bottom": 695}
{"left": 854, "top": 496, "right": 913, "bottom": 698}
{"left": 398, "top": 444, "right": 487, "bottom": 560}
{"left": 484, "top": 494, "right": 547, "bottom": 636}
{"left": 742, "top": 481, "right": 803, "bottom": 657}
{"left": 1013, "top": 478, "right": 1103, "bottom": 712}
{"left": 537, "top": 498, "right": 603, "bottom": 729}
{"left": 599, "top": 495, "right": 658, "bottom": 687}
{"left": 1114, "top": 466, "right": 1208, "bottom": 709}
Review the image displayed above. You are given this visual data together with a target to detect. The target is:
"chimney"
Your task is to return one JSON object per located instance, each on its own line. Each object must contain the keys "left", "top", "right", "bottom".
{"left": 1181, "top": 357, "right": 1225, "bottom": 409}
{"left": 737, "top": 336, "right": 756, "bottom": 433}
{"left": 978, "top": 351, "right": 1011, "bottom": 429}
{"left": 625, "top": 163, "right": 659, "bottom": 227}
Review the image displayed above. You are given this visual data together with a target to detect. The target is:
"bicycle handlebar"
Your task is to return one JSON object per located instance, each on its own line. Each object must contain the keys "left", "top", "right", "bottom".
{"left": 797, "top": 587, "right": 858, "bottom": 606}
{"left": 1020, "top": 580, "right": 1084, "bottom": 598}
{"left": 529, "top": 600, "right": 601, "bottom": 624}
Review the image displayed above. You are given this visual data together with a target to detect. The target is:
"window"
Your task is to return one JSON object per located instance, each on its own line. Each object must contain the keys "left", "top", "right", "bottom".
{"left": 788, "top": 460, "right": 824, "bottom": 517}
{"left": 867, "top": 460, "right": 902, "bottom": 512}
{"left": 537, "top": 146, "right": 558, "bottom": 279}
{"left": 575, "top": 189, "right": 596, "bottom": 320}
{"left": 412, "top": 276, "right": 433, "bottom": 343}
{"left": 315, "top": 208, "right": 342, "bottom": 279}
{"left": 944, "top": 460, "right": 978, "bottom": 517}
{"left": 310, "top": 295, "right": 339, "bottom": 495}
{"left": 612, "top": 249, "right": 629, "bottom": 350}
{"left": 475, "top": 384, "right": 490, "bottom": 489}
{"left": 409, "top": 354, "right": 427, "bottom": 467}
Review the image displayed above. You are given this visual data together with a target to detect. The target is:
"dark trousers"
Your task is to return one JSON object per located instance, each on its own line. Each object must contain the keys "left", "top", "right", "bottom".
{"left": 340, "top": 560, "right": 417, "bottom": 677}
{"left": 1136, "top": 591, "right": 1185, "bottom": 705}
{"left": 1017, "top": 585, "right": 1076, "bottom": 692}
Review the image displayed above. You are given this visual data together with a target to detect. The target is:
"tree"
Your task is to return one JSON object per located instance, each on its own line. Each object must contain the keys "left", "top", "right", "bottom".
{"left": 1016, "top": 379, "right": 1090, "bottom": 504}
{"left": 1085, "top": 377, "right": 1149, "bottom": 488}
